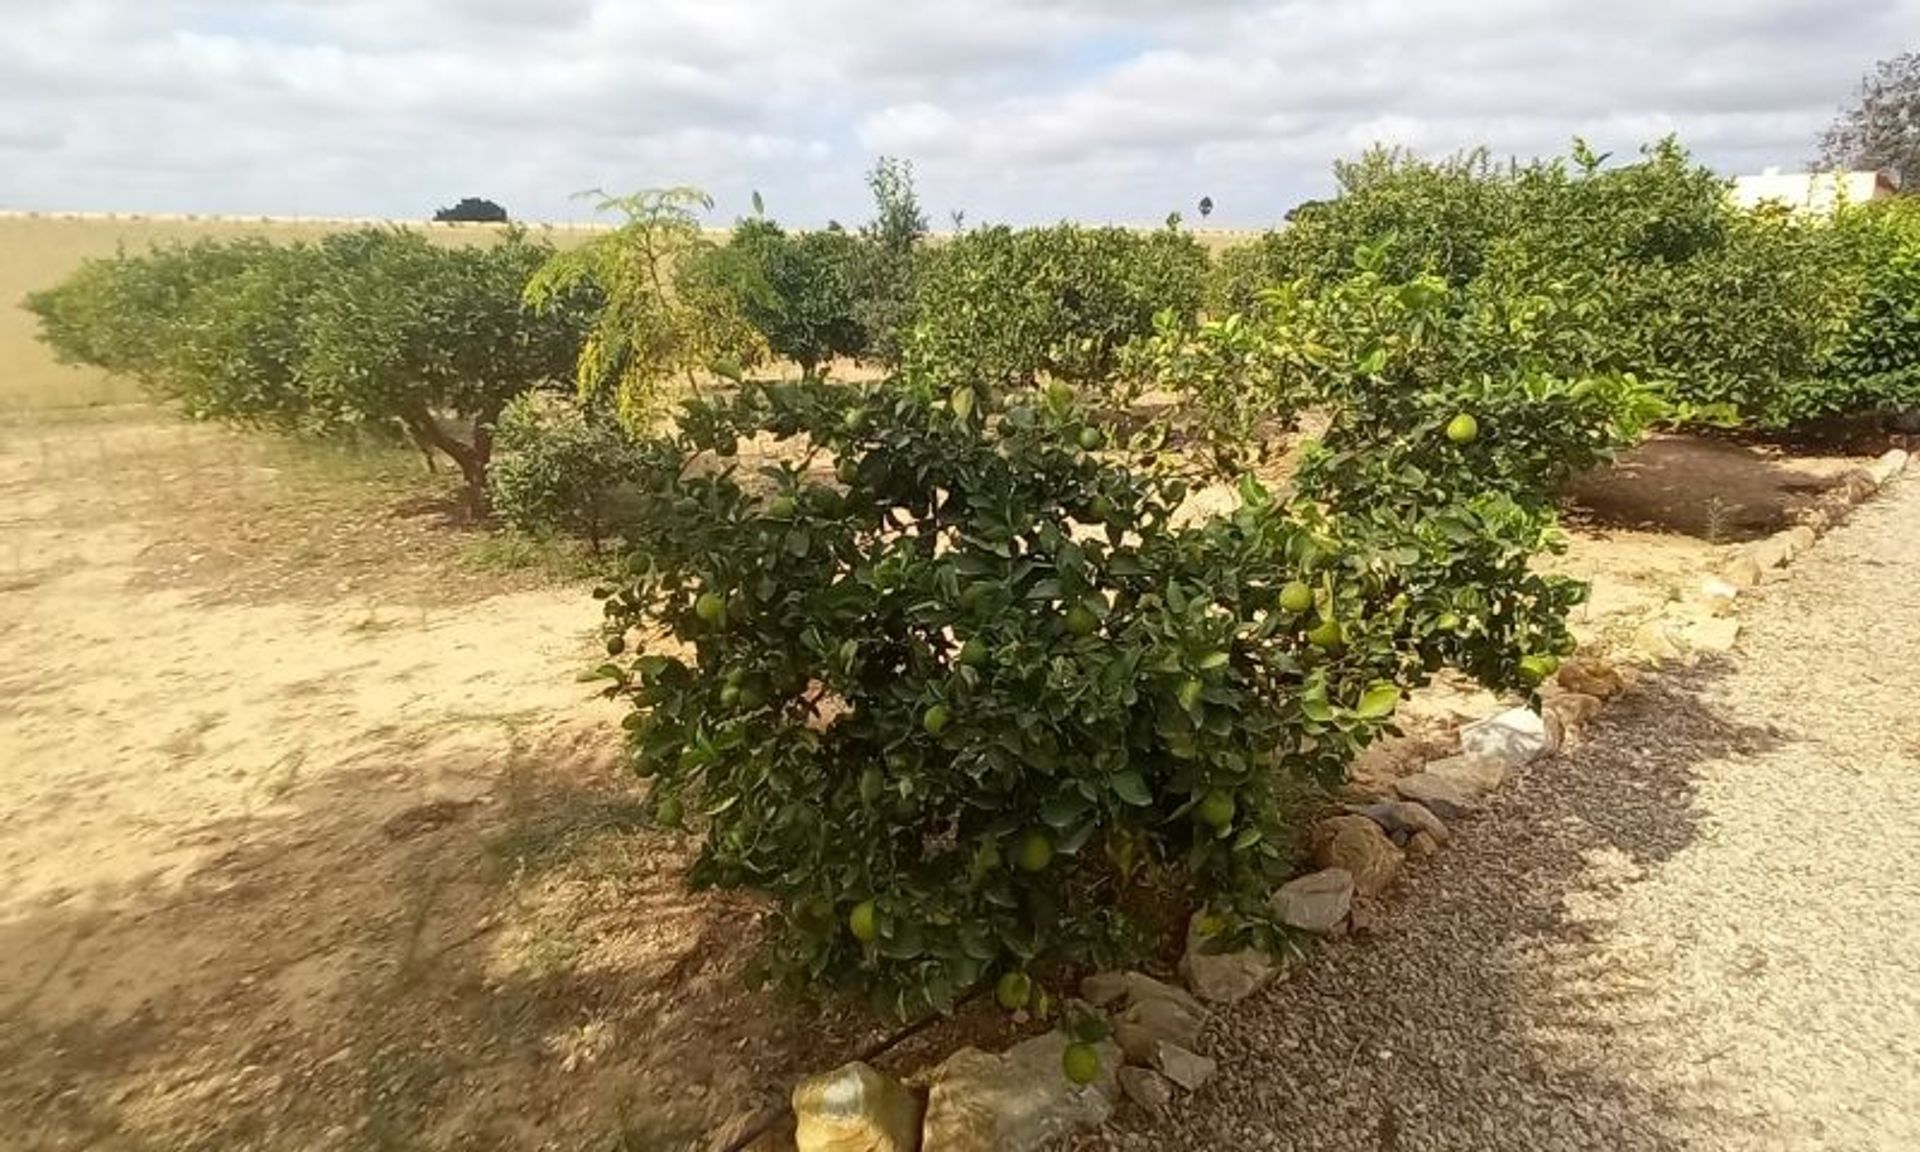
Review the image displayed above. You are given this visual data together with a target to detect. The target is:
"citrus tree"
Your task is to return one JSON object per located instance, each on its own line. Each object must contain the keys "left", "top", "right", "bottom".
{"left": 31, "top": 229, "right": 596, "bottom": 514}
{"left": 1793, "top": 199, "right": 1920, "bottom": 423}
{"left": 907, "top": 223, "right": 1208, "bottom": 390}
{"left": 27, "top": 237, "right": 285, "bottom": 396}
{"left": 709, "top": 215, "right": 868, "bottom": 376}
{"left": 298, "top": 228, "right": 595, "bottom": 512}
{"left": 591, "top": 371, "right": 1579, "bottom": 1016}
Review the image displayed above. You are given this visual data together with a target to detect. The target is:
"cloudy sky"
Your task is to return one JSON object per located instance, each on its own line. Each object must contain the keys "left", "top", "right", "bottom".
{"left": 0, "top": 1, "right": 1911, "bottom": 227}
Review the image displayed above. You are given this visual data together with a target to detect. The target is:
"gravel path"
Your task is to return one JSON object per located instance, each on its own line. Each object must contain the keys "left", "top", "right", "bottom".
{"left": 1084, "top": 481, "right": 1920, "bottom": 1151}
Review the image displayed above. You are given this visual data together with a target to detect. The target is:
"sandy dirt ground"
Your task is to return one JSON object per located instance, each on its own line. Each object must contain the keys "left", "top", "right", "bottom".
{"left": 0, "top": 412, "right": 922, "bottom": 1152}
{"left": 0, "top": 408, "right": 1882, "bottom": 1152}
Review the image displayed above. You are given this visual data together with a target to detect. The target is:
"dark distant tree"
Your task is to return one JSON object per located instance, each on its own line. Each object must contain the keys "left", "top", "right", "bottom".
{"left": 1198, "top": 195, "right": 1215, "bottom": 219}
{"left": 434, "top": 197, "right": 510, "bottom": 223}
{"left": 1284, "top": 198, "right": 1330, "bottom": 223}
{"left": 1816, "top": 51, "right": 1920, "bottom": 190}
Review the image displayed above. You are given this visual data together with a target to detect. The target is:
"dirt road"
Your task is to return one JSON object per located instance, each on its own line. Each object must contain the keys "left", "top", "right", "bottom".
{"left": 1088, "top": 479, "right": 1920, "bottom": 1148}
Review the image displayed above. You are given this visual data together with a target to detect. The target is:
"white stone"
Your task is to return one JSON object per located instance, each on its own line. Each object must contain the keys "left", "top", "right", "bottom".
{"left": 1676, "top": 613, "right": 1740, "bottom": 654}
{"left": 1424, "top": 752, "right": 1510, "bottom": 795}
{"left": 1391, "top": 772, "right": 1481, "bottom": 821}
{"left": 1721, "top": 552, "right": 1764, "bottom": 588}
{"left": 1870, "top": 448, "right": 1909, "bottom": 486}
{"left": 1692, "top": 575, "right": 1740, "bottom": 616}
{"left": 1150, "top": 1042, "right": 1217, "bottom": 1092}
{"left": 1457, "top": 709, "right": 1551, "bottom": 767}
{"left": 1112, "top": 994, "right": 1204, "bottom": 1064}
{"left": 1353, "top": 801, "right": 1450, "bottom": 845}
{"left": 1116, "top": 1066, "right": 1173, "bottom": 1117}
{"left": 1079, "top": 970, "right": 1202, "bottom": 1013}
{"left": 793, "top": 1061, "right": 923, "bottom": 1152}
{"left": 1270, "top": 868, "right": 1355, "bottom": 935}
{"left": 921, "top": 1032, "right": 1119, "bottom": 1152}
{"left": 1632, "top": 618, "right": 1688, "bottom": 663}
{"left": 1178, "top": 912, "right": 1278, "bottom": 1004}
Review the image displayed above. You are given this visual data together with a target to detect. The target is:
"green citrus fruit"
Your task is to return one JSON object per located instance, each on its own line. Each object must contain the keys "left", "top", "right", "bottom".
{"left": 1445, "top": 413, "right": 1480, "bottom": 445}
{"left": 1062, "top": 1042, "right": 1100, "bottom": 1085}
{"left": 1307, "top": 619, "right": 1344, "bottom": 649}
{"left": 1015, "top": 831, "right": 1054, "bottom": 873}
{"left": 654, "top": 795, "right": 683, "bottom": 828}
{"left": 848, "top": 900, "right": 878, "bottom": 943}
{"left": 1435, "top": 611, "right": 1463, "bottom": 633}
{"left": 768, "top": 495, "right": 798, "bottom": 519}
{"left": 694, "top": 592, "right": 726, "bottom": 625}
{"left": 1519, "top": 654, "right": 1562, "bottom": 684}
{"left": 836, "top": 458, "right": 860, "bottom": 485}
{"left": 1196, "top": 789, "right": 1237, "bottom": 829}
{"left": 719, "top": 684, "right": 741, "bottom": 708}
{"left": 1078, "top": 427, "right": 1106, "bottom": 451}
{"left": 604, "top": 634, "right": 626, "bottom": 656}
{"left": 1279, "top": 581, "right": 1315, "bottom": 614}
{"left": 958, "top": 638, "right": 990, "bottom": 668}
{"left": 922, "top": 704, "right": 951, "bottom": 736}
{"left": 842, "top": 408, "right": 865, "bottom": 433}
{"left": 1088, "top": 495, "right": 1116, "bottom": 523}
{"left": 807, "top": 487, "right": 844, "bottom": 516}
{"left": 995, "top": 971, "right": 1032, "bottom": 1011}
{"left": 1063, "top": 605, "right": 1100, "bottom": 637}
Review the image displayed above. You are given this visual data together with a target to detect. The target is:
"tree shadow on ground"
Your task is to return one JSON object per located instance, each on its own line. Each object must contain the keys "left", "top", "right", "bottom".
{"left": 1567, "top": 435, "right": 1852, "bottom": 542}
{"left": 0, "top": 725, "right": 937, "bottom": 1152}
{"left": 1084, "top": 657, "right": 1787, "bottom": 1151}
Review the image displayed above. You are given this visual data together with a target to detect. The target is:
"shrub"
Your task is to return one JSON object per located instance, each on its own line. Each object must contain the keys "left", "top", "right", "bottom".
{"left": 1214, "top": 137, "right": 1866, "bottom": 431}
{"left": 592, "top": 374, "right": 1579, "bottom": 1015}
{"left": 712, "top": 217, "right": 868, "bottom": 375}
{"left": 1486, "top": 140, "right": 1851, "bottom": 422}
{"left": 1220, "top": 148, "right": 1514, "bottom": 304}
{"left": 908, "top": 223, "right": 1208, "bottom": 389}
{"left": 488, "top": 397, "right": 653, "bottom": 548}
{"left": 1795, "top": 200, "right": 1920, "bottom": 422}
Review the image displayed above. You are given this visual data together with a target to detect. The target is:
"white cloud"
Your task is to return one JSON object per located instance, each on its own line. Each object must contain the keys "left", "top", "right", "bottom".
{"left": 0, "top": 0, "right": 1912, "bottom": 225}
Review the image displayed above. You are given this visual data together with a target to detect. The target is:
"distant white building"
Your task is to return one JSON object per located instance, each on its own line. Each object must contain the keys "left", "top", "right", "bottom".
{"left": 1731, "top": 167, "right": 1901, "bottom": 215}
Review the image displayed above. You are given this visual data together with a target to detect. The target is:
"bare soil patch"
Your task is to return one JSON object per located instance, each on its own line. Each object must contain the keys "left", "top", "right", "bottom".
{"left": 1566, "top": 433, "right": 1862, "bottom": 542}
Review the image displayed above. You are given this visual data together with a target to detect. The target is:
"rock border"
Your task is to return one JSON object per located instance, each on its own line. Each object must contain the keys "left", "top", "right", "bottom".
{"left": 788, "top": 448, "right": 1909, "bottom": 1152}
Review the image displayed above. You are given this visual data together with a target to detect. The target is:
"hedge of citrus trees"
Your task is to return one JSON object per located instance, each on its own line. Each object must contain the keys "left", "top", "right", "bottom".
{"left": 27, "top": 227, "right": 597, "bottom": 513}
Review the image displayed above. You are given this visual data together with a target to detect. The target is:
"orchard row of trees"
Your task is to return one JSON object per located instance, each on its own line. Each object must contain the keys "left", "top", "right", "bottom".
{"left": 28, "top": 139, "right": 1920, "bottom": 1021}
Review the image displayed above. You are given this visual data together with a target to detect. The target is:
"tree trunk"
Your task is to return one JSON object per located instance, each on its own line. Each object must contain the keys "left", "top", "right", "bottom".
{"left": 401, "top": 407, "right": 490, "bottom": 518}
